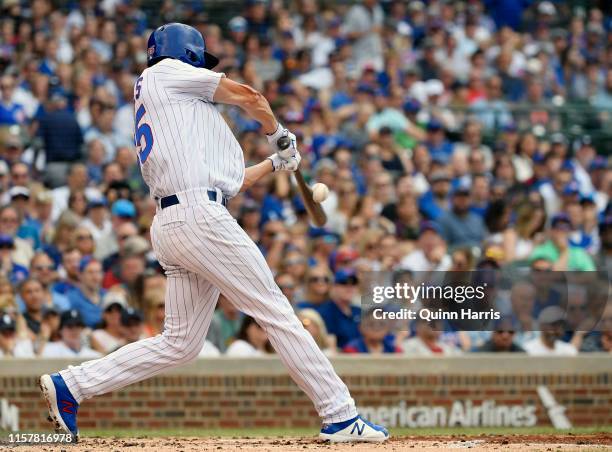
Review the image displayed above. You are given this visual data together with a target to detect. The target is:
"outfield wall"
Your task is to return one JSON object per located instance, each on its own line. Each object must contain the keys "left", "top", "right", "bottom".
{"left": 1, "top": 355, "right": 610, "bottom": 431}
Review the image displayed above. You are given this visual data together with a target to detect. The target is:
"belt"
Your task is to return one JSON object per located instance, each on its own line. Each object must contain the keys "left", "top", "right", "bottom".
{"left": 159, "top": 190, "right": 228, "bottom": 209}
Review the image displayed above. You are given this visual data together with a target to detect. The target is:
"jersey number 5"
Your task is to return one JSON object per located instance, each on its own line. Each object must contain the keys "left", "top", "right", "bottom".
{"left": 134, "top": 77, "right": 153, "bottom": 164}
{"left": 135, "top": 105, "right": 153, "bottom": 164}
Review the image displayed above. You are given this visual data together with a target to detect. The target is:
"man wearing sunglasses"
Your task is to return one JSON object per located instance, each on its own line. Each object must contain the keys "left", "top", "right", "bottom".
{"left": 475, "top": 319, "right": 525, "bottom": 353}
{"left": 316, "top": 269, "right": 362, "bottom": 349}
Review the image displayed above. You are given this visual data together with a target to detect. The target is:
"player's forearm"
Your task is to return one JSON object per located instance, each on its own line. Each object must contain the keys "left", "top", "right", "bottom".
{"left": 242, "top": 92, "right": 278, "bottom": 134}
{"left": 214, "top": 78, "right": 278, "bottom": 133}
{"left": 239, "top": 159, "right": 274, "bottom": 192}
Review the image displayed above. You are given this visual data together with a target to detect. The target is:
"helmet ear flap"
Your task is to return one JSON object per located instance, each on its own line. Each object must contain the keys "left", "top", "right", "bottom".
{"left": 185, "top": 49, "right": 201, "bottom": 66}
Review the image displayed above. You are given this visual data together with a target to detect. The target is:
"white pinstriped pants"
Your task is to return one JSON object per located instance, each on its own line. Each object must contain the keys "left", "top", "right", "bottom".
{"left": 60, "top": 188, "right": 357, "bottom": 423}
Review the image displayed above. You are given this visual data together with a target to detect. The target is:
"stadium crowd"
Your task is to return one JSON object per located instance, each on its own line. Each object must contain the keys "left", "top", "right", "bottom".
{"left": 0, "top": 0, "right": 610, "bottom": 359}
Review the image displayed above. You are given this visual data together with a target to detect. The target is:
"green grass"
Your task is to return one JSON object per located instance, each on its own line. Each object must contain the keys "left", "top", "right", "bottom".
{"left": 79, "top": 426, "right": 612, "bottom": 438}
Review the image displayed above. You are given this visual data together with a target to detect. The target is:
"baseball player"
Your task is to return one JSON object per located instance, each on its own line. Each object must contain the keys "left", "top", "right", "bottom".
{"left": 39, "top": 23, "right": 388, "bottom": 443}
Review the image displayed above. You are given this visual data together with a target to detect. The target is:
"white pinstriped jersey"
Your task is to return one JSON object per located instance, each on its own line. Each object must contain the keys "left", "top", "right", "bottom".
{"left": 133, "top": 59, "right": 245, "bottom": 199}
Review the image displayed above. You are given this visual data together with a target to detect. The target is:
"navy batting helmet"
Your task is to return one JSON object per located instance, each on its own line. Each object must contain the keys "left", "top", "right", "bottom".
{"left": 147, "top": 23, "right": 219, "bottom": 69}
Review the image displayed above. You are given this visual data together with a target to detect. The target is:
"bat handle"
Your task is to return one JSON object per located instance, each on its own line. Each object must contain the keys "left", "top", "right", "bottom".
{"left": 277, "top": 136, "right": 291, "bottom": 150}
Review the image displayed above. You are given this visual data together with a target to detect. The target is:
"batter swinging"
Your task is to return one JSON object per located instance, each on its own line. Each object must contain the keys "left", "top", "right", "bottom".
{"left": 39, "top": 23, "right": 388, "bottom": 443}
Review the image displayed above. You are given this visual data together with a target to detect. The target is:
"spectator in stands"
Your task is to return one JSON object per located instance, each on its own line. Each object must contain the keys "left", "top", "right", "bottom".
{"left": 53, "top": 248, "right": 81, "bottom": 295}
{"left": 226, "top": 316, "right": 272, "bottom": 357}
{"left": 37, "top": 91, "right": 83, "bottom": 188}
{"left": 275, "top": 272, "right": 297, "bottom": 305}
{"left": 0, "top": 131, "right": 25, "bottom": 167}
{"left": 51, "top": 163, "right": 100, "bottom": 222}
{"left": 399, "top": 221, "right": 451, "bottom": 271}
{"left": 438, "top": 180, "right": 486, "bottom": 248}
{"left": 41, "top": 309, "right": 100, "bottom": 358}
{"left": 9, "top": 186, "right": 32, "bottom": 225}
{"left": 20, "top": 278, "right": 45, "bottom": 339}
{"left": 0, "top": 276, "right": 15, "bottom": 310}
{"left": 507, "top": 281, "right": 541, "bottom": 347}
{"left": 141, "top": 288, "right": 165, "bottom": 338}
{"left": 343, "top": 0, "right": 384, "bottom": 72}
{"left": 0, "top": 312, "right": 34, "bottom": 357}
{"left": 584, "top": 331, "right": 612, "bottom": 354}
{"left": 39, "top": 306, "right": 61, "bottom": 344}
{"left": 44, "top": 211, "right": 79, "bottom": 265}
{"left": 280, "top": 250, "right": 308, "bottom": 298}
{"left": 67, "top": 191, "right": 89, "bottom": 222}
{"left": 198, "top": 338, "right": 221, "bottom": 358}
{"left": 103, "top": 236, "right": 148, "bottom": 290}
{"left": 72, "top": 226, "right": 95, "bottom": 258}
{"left": 343, "top": 309, "right": 401, "bottom": 354}
{"left": 7, "top": 163, "right": 31, "bottom": 197}
{"left": 475, "top": 320, "right": 525, "bottom": 353}
{"left": 382, "top": 193, "right": 421, "bottom": 242}
{"left": 296, "top": 266, "right": 333, "bottom": 310}
{"left": 0, "top": 234, "right": 28, "bottom": 284}
{"left": 471, "top": 75, "right": 513, "bottom": 130}
{"left": 84, "top": 94, "right": 132, "bottom": 162}
{"left": 99, "top": 220, "right": 137, "bottom": 271}
{"left": 120, "top": 307, "right": 144, "bottom": 344}
{"left": 418, "top": 169, "right": 452, "bottom": 221}
{"left": 0, "top": 74, "right": 26, "bottom": 126}
{"left": 81, "top": 197, "right": 111, "bottom": 244}
{"left": 403, "top": 319, "right": 461, "bottom": 356}
{"left": 90, "top": 292, "right": 127, "bottom": 354}
{"left": 523, "top": 307, "right": 578, "bottom": 356}
{"left": 316, "top": 269, "right": 361, "bottom": 349}
{"left": 0, "top": 205, "right": 33, "bottom": 268}
{"left": 27, "top": 191, "right": 54, "bottom": 250}
{"left": 309, "top": 229, "right": 340, "bottom": 268}
{"left": 258, "top": 219, "right": 289, "bottom": 272}
{"left": 530, "top": 213, "right": 596, "bottom": 271}
{"left": 26, "top": 251, "right": 70, "bottom": 312}
{"left": 591, "top": 68, "right": 612, "bottom": 112}
{"left": 579, "top": 304, "right": 612, "bottom": 353}
{"left": 67, "top": 257, "right": 106, "bottom": 328}
{"left": 207, "top": 294, "right": 242, "bottom": 353}
{"left": 298, "top": 308, "right": 336, "bottom": 356}
{"left": 424, "top": 119, "right": 454, "bottom": 164}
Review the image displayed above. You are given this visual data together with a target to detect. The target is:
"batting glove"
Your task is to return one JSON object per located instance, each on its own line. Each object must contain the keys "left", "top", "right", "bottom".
{"left": 268, "top": 151, "right": 302, "bottom": 172}
{"left": 266, "top": 123, "right": 298, "bottom": 160}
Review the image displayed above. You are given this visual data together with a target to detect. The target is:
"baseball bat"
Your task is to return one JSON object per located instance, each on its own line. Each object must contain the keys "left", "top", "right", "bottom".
{"left": 277, "top": 136, "right": 327, "bottom": 227}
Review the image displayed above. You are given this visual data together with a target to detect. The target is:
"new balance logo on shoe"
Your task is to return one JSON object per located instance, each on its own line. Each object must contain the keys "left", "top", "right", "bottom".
{"left": 350, "top": 422, "right": 365, "bottom": 436}
{"left": 61, "top": 400, "right": 74, "bottom": 414}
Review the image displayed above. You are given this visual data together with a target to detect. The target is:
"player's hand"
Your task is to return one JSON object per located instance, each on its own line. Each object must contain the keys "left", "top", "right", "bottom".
{"left": 266, "top": 123, "right": 298, "bottom": 159}
{"left": 268, "top": 151, "right": 301, "bottom": 172}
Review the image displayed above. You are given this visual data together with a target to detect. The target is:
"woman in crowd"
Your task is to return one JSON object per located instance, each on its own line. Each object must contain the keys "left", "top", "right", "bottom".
{"left": 72, "top": 226, "right": 95, "bottom": 258}
{"left": 513, "top": 201, "right": 547, "bottom": 261}
{"left": 298, "top": 308, "right": 336, "bottom": 356}
{"left": 226, "top": 316, "right": 273, "bottom": 357}
{"left": 296, "top": 266, "right": 333, "bottom": 310}
{"left": 141, "top": 288, "right": 165, "bottom": 338}
{"left": 90, "top": 292, "right": 127, "bottom": 354}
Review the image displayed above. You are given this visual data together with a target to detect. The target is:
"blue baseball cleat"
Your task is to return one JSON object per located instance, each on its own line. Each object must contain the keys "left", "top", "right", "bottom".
{"left": 39, "top": 373, "right": 79, "bottom": 442}
{"left": 319, "top": 414, "right": 389, "bottom": 443}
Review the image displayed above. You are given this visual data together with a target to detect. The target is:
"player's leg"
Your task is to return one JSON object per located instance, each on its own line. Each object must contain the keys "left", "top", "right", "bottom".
{"left": 39, "top": 265, "right": 220, "bottom": 440}
{"left": 60, "top": 268, "right": 219, "bottom": 398}
{"left": 161, "top": 202, "right": 387, "bottom": 441}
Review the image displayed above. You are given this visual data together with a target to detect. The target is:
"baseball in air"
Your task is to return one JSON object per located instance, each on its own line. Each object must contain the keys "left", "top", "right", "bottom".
{"left": 312, "top": 183, "right": 329, "bottom": 203}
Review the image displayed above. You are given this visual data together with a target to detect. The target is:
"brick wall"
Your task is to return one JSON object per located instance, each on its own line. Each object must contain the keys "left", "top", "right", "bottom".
{"left": 1, "top": 356, "right": 611, "bottom": 430}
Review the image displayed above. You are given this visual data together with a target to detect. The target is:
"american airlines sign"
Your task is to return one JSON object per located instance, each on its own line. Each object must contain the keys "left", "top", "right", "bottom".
{"left": 359, "top": 386, "right": 570, "bottom": 429}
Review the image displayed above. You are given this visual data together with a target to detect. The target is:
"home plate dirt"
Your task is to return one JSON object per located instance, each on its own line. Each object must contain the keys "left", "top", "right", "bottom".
{"left": 7, "top": 433, "right": 612, "bottom": 451}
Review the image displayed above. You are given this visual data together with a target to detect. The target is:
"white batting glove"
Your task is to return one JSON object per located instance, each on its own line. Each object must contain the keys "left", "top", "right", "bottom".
{"left": 268, "top": 151, "right": 302, "bottom": 172}
{"left": 266, "top": 123, "right": 298, "bottom": 159}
